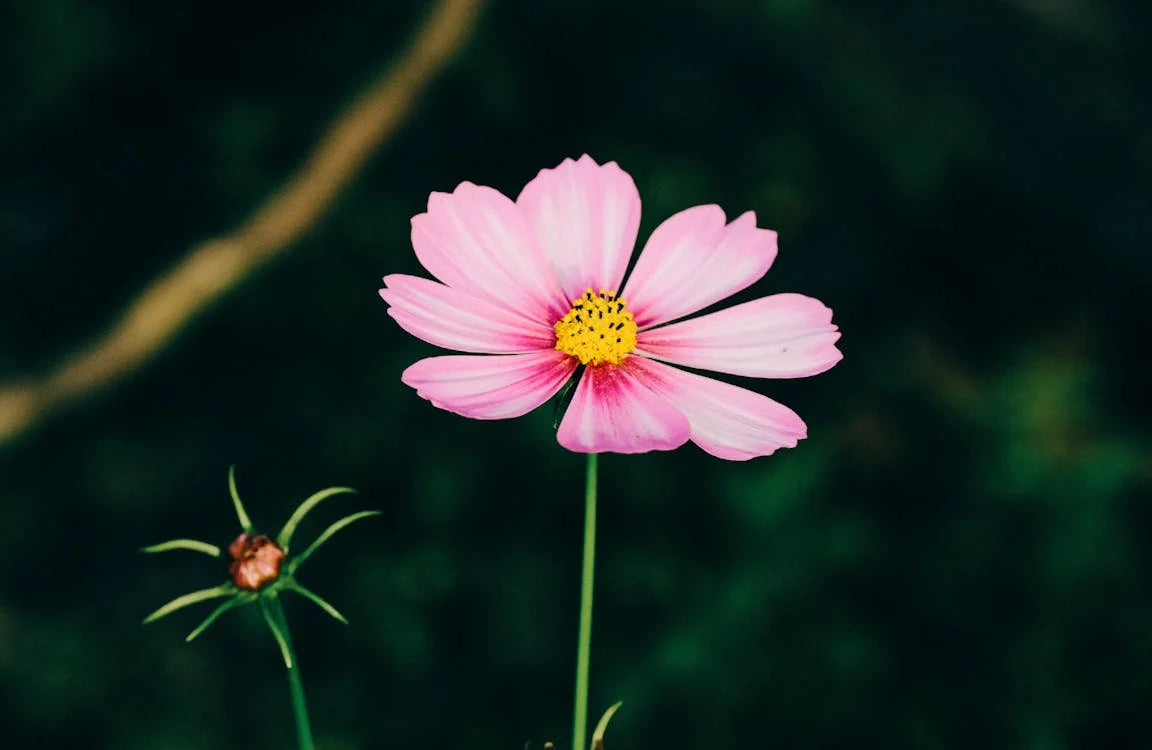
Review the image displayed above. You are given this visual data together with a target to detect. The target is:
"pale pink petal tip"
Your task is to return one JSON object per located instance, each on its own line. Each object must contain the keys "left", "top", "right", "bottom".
{"left": 401, "top": 351, "right": 576, "bottom": 420}
{"left": 556, "top": 363, "right": 690, "bottom": 454}
{"left": 410, "top": 181, "right": 565, "bottom": 321}
{"left": 380, "top": 274, "right": 555, "bottom": 354}
{"left": 627, "top": 358, "right": 807, "bottom": 460}
{"left": 637, "top": 293, "right": 843, "bottom": 379}
{"left": 517, "top": 155, "right": 641, "bottom": 301}
{"left": 623, "top": 206, "right": 779, "bottom": 328}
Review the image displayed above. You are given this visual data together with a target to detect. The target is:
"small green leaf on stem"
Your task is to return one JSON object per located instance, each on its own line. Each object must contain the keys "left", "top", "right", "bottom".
{"left": 277, "top": 486, "right": 357, "bottom": 552}
{"left": 228, "top": 465, "right": 253, "bottom": 532}
{"left": 143, "top": 584, "right": 236, "bottom": 624}
{"left": 591, "top": 702, "right": 622, "bottom": 750}
{"left": 141, "top": 539, "right": 221, "bottom": 557}
{"left": 289, "top": 510, "right": 380, "bottom": 574}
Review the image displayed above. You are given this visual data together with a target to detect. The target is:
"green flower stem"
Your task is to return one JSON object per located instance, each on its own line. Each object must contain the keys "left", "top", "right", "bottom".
{"left": 572, "top": 452, "right": 598, "bottom": 750}
{"left": 269, "top": 597, "right": 315, "bottom": 750}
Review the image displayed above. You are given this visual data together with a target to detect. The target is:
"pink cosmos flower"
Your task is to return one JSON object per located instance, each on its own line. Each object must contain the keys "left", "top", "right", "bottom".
{"left": 379, "top": 155, "right": 842, "bottom": 459}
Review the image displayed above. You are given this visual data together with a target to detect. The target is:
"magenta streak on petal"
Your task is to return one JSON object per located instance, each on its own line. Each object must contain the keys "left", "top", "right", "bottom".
{"left": 401, "top": 350, "right": 576, "bottom": 420}
{"left": 380, "top": 274, "right": 554, "bottom": 354}
{"left": 626, "top": 357, "right": 806, "bottom": 460}
{"left": 555, "top": 361, "right": 690, "bottom": 454}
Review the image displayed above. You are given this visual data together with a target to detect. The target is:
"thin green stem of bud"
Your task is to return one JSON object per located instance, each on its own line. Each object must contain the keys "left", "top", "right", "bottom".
{"left": 267, "top": 597, "right": 315, "bottom": 750}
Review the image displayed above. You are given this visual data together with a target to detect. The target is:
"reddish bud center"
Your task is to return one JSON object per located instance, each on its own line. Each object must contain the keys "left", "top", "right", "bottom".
{"left": 228, "top": 533, "right": 285, "bottom": 591}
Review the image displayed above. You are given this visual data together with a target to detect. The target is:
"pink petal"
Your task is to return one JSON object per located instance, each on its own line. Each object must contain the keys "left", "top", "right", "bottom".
{"left": 626, "top": 357, "right": 806, "bottom": 460}
{"left": 622, "top": 206, "right": 778, "bottom": 328}
{"left": 636, "top": 293, "right": 843, "bottom": 378}
{"left": 411, "top": 182, "right": 567, "bottom": 322}
{"left": 556, "top": 362, "right": 690, "bottom": 454}
{"left": 402, "top": 351, "right": 576, "bottom": 420}
{"left": 517, "top": 155, "right": 641, "bottom": 302}
{"left": 380, "top": 274, "right": 554, "bottom": 354}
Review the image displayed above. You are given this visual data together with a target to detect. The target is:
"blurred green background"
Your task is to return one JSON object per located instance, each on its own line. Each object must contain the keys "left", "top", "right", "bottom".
{"left": 1, "top": 0, "right": 1149, "bottom": 747}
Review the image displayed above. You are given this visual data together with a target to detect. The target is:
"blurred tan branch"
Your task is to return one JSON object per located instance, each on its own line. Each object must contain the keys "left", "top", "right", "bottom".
{"left": 0, "top": 0, "right": 484, "bottom": 445}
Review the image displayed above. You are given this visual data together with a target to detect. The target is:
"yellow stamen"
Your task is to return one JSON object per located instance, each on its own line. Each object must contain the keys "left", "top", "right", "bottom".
{"left": 554, "top": 288, "right": 638, "bottom": 366}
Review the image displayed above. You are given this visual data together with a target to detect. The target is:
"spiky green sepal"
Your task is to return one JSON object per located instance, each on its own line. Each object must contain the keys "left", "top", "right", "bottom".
{"left": 287, "top": 582, "right": 348, "bottom": 624}
{"left": 141, "top": 539, "right": 221, "bottom": 557}
{"left": 289, "top": 510, "right": 381, "bottom": 574}
{"left": 185, "top": 594, "right": 256, "bottom": 641}
{"left": 591, "top": 702, "right": 622, "bottom": 750}
{"left": 277, "top": 486, "right": 357, "bottom": 553}
{"left": 143, "top": 584, "right": 236, "bottom": 624}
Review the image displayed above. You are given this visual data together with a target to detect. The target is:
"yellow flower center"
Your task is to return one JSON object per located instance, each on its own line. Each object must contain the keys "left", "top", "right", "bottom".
{"left": 554, "top": 288, "right": 638, "bottom": 366}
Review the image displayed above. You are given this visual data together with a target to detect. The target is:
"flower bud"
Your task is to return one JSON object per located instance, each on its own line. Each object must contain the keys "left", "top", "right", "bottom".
{"left": 227, "top": 533, "right": 285, "bottom": 591}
